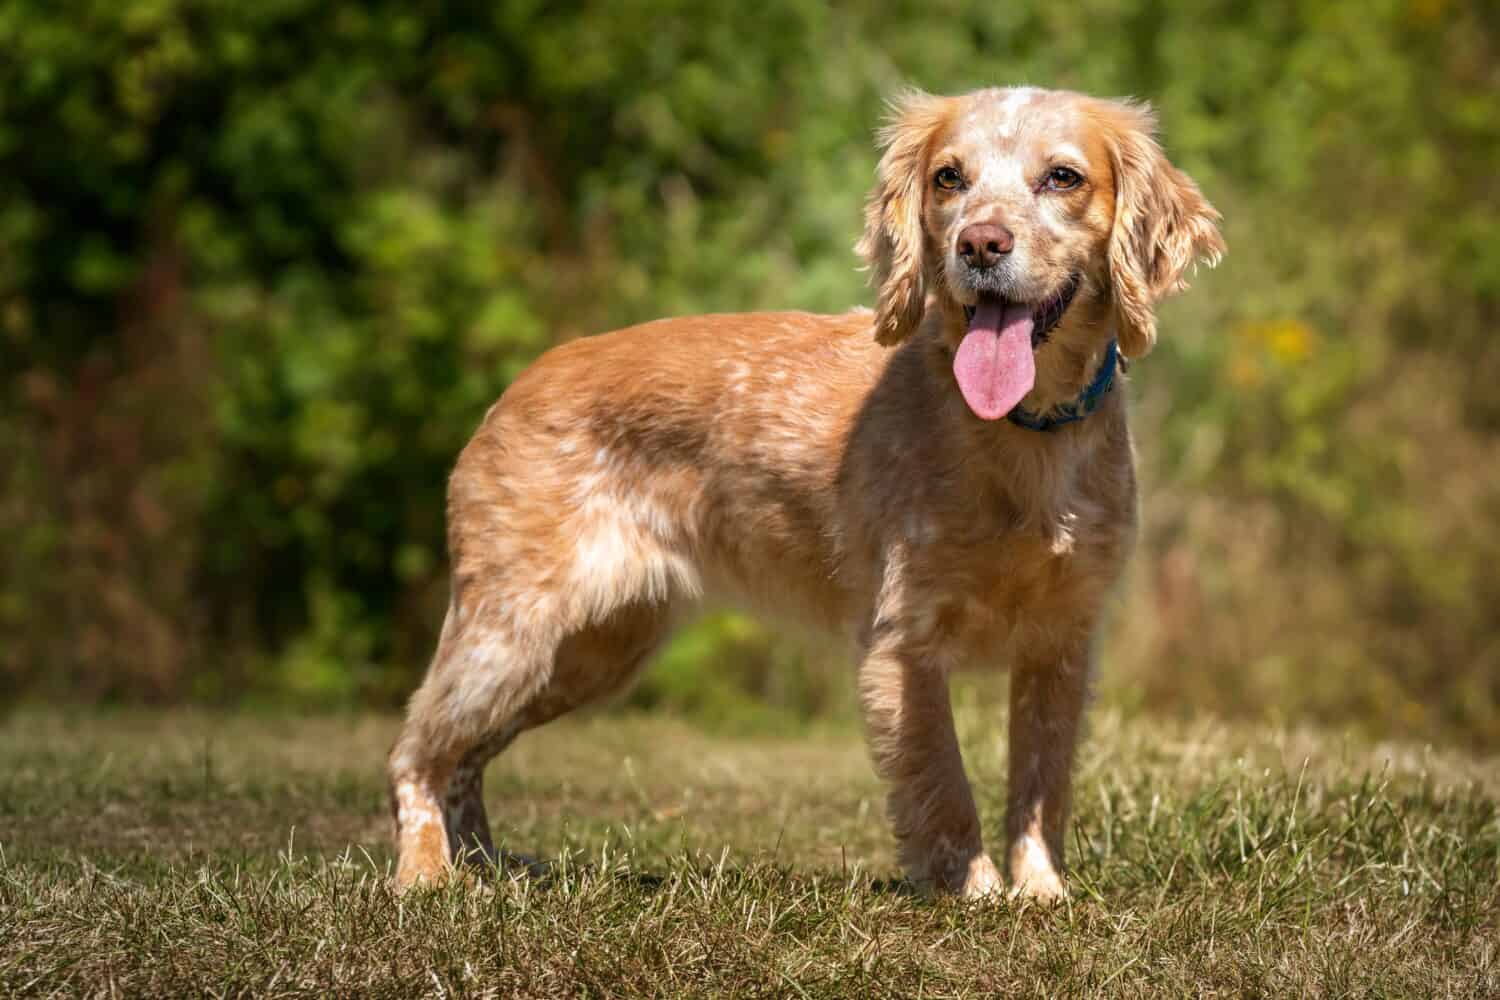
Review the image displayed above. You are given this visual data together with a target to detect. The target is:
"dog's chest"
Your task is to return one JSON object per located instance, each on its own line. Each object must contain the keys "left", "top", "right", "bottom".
{"left": 900, "top": 499, "right": 1126, "bottom": 660}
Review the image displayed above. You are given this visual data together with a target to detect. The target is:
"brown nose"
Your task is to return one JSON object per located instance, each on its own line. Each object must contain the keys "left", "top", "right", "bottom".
{"left": 956, "top": 223, "right": 1014, "bottom": 269}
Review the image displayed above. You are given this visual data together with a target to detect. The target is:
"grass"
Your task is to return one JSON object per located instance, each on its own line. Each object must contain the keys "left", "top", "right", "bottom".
{"left": 2, "top": 699, "right": 1497, "bottom": 997}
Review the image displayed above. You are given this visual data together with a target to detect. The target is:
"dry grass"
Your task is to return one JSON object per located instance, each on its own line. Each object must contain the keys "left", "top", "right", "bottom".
{"left": 2, "top": 703, "right": 1497, "bottom": 997}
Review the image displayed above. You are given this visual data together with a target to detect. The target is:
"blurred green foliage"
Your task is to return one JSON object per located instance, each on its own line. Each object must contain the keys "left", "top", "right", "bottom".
{"left": 1, "top": 2, "right": 1496, "bottom": 744}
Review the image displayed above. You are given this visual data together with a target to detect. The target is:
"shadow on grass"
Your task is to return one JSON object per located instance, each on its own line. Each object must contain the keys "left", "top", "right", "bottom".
{"left": 454, "top": 846, "right": 918, "bottom": 897}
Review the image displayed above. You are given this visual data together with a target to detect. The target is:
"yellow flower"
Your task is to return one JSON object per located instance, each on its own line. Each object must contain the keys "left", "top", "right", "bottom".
{"left": 1409, "top": 0, "right": 1449, "bottom": 24}
{"left": 1232, "top": 318, "right": 1318, "bottom": 365}
{"left": 1266, "top": 319, "right": 1316, "bottom": 363}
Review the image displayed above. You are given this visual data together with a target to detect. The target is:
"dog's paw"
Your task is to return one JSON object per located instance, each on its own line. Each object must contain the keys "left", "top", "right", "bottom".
{"left": 959, "top": 853, "right": 1006, "bottom": 900}
{"left": 1007, "top": 836, "right": 1067, "bottom": 904}
{"left": 394, "top": 849, "right": 456, "bottom": 893}
{"left": 393, "top": 863, "right": 463, "bottom": 894}
{"left": 1008, "top": 869, "right": 1067, "bottom": 904}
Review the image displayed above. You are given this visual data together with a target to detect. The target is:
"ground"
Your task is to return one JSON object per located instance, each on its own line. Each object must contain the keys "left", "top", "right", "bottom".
{"left": 2, "top": 699, "right": 1497, "bottom": 997}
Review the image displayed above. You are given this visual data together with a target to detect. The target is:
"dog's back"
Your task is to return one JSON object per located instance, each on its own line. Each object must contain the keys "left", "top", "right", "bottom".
{"left": 450, "top": 310, "right": 884, "bottom": 627}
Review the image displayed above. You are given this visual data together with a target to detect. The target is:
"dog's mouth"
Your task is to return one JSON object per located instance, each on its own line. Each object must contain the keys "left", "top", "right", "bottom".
{"left": 953, "top": 274, "right": 1081, "bottom": 422}
{"left": 960, "top": 272, "right": 1081, "bottom": 350}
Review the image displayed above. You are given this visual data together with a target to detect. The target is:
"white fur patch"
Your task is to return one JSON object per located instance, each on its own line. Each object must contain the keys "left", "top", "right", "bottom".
{"left": 434, "top": 631, "right": 544, "bottom": 741}
{"left": 395, "top": 779, "right": 441, "bottom": 834}
{"left": 1009, "top": 833, "right": 1066, "bottom": 900}
{"left": 1050, "top": 142, "right": 1086, "bottom": 166}
{"left": 978, "top": 87, "right": 1038, "bottom": 141}
{"left": 564, "top": 500, "right": 702, "bottom": 620}
{"left": 1016, "top": 834, "right": 1052, "bottom": 875}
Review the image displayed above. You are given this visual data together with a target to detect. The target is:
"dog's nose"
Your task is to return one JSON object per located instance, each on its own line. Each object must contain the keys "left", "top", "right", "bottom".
{"left": 956, "top": 223, "right": 1014, "bottom": 269}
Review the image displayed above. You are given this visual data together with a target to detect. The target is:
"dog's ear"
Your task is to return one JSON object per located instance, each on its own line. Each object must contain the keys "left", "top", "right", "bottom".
{"left": 857, "top": 91, "right": 953, "bottom": 346}
{"left": 1097, "top": 100, "right": 1225, "bottom": 360}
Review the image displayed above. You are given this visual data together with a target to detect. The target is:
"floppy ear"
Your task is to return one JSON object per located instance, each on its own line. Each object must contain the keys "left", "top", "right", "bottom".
{"left": 856, "top": 91, "right": 953, "bottom": 347}
{"left": 1099, "top": 100, "right": 1225, "bottom": 359}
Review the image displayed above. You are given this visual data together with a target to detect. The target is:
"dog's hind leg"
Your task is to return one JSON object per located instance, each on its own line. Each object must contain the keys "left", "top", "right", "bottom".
{"left": 388, "top": 594, "right": 674, "bottom": 890}
{"left": 387, "top": 600, "right": 541, "bottom": 887}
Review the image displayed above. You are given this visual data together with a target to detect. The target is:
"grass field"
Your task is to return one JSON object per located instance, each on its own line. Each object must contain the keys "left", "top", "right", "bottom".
{"left": 3, "top": 700, "right": 1497, "bottom": 997}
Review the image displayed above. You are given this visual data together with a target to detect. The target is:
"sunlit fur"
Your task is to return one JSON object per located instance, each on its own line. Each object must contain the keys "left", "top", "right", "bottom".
{"left": 389, "top": 86, "right": 1223, "bottom": 901}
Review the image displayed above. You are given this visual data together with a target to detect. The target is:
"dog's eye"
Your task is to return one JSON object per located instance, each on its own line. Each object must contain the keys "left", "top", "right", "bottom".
{"left": 933, "top": 166, "right": 964, "bottom": 191}
{"left": 1045, "top": 166, "right": 1083, "bottom": 191}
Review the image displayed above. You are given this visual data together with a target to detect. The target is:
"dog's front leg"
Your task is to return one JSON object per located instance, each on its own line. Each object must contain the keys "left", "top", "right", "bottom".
{"left": 858, "top": 636, "right": 1003, "bottom": 898}
{"left": 1005, "top": 626, "right": 1093, "bottom": 902}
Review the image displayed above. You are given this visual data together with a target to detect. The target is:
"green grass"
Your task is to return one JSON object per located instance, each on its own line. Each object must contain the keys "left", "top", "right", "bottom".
{"left": 2, "top": 701, "right": 1497, "bottom": 997}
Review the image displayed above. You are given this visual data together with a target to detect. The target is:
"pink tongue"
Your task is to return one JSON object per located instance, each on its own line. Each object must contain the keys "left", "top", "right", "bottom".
{"left": 953, "top": 301, "right": 1036, "bottom": 420}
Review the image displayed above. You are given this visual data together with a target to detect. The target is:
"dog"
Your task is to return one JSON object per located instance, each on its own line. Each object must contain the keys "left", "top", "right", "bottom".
{"left": 388, "top": 86, "right": 1223, "bottom": 901}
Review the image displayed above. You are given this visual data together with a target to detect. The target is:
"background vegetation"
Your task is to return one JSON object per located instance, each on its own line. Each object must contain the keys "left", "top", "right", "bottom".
{"left": 3, "top": 1, "right": 1498, "bottom": 746}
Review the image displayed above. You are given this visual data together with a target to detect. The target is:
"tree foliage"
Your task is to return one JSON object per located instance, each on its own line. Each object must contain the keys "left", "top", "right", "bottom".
{"left": 2, "top": 1, "right": 1497, "bottom": 743}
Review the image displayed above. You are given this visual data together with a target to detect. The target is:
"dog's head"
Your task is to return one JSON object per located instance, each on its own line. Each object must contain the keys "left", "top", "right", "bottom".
{"left": 857, "top": 87, "right": 1224, "bottom": 419}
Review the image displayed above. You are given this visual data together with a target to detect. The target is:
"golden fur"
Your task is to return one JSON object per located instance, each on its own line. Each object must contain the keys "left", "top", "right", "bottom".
{"left": 388, "top": 86, "right": 1224, "bottom": 900}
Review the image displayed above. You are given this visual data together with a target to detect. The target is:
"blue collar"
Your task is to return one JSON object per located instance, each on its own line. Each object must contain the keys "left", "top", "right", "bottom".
{"left": 1006, "top": 340, "right": 1119, "bottom": 432}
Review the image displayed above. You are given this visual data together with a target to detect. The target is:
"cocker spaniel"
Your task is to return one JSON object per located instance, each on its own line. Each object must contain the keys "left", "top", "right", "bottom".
{"left": 389, "top": 86, "right": 1224, "bottom": 901}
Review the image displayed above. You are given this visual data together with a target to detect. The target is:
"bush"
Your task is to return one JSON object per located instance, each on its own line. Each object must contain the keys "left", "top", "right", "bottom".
{"left": 2, "top": 1, "right": 1497, "bottom": 745}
